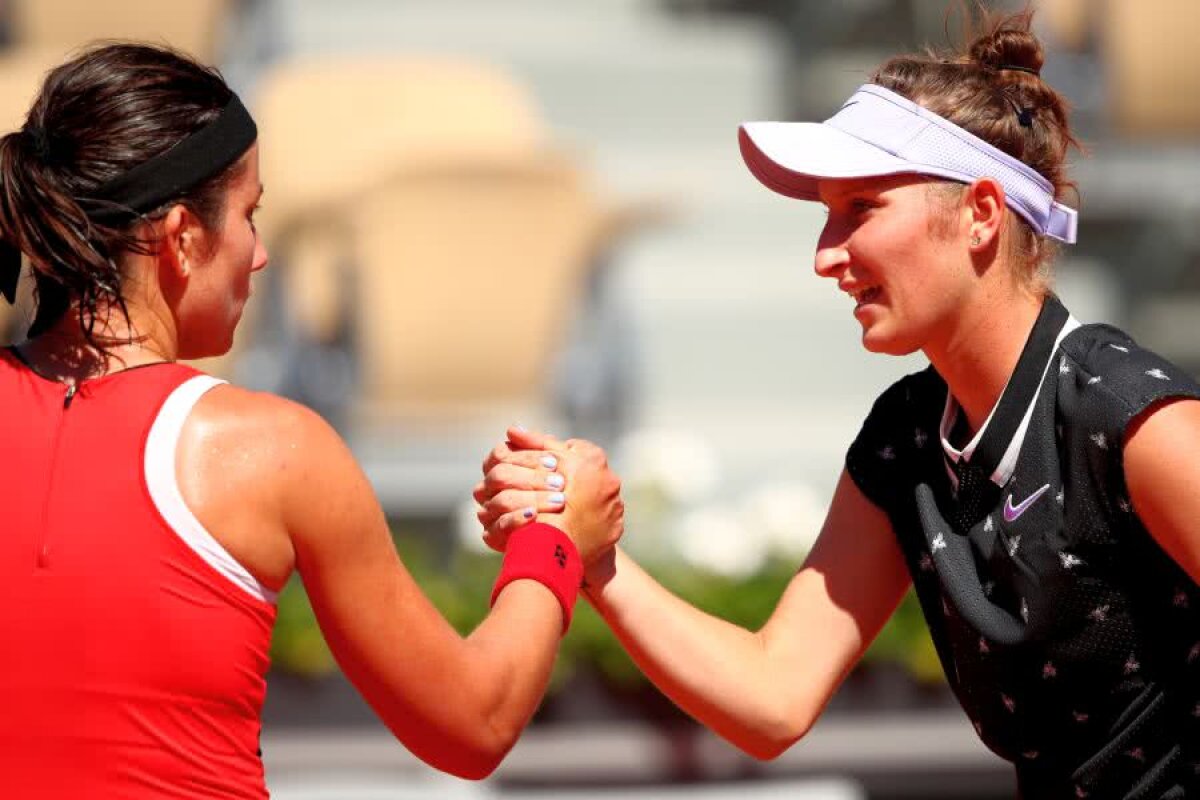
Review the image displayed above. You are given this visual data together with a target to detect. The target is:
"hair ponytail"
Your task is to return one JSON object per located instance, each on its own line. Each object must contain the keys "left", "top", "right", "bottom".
{"left": 0, "top": 128, "right": 126, "bottom": 337}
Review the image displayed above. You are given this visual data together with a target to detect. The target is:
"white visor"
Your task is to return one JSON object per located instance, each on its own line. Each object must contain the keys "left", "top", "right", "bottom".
{"left": 739, "top": 84, "right": 1078, "bottom": 244}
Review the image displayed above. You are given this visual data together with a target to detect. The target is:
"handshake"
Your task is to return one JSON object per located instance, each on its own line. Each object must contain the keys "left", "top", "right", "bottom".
{"left": 473, "top": 424, "right": 626, "bottom": 591}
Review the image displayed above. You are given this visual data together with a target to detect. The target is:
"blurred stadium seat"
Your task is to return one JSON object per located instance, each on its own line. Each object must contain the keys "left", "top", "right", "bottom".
{"left": 211, "top": 56, "right": 660, "bottom": 512}
{"left": 1104, "top": 0, "right": 1200, "bottom": 136}
{"left": 340, "top": 154, "right": 608, "bottom": 424}
{"left": 6, "top": 0, "right": 233, "bottom": 62}
{"left": 190, "top": 55, "right": 553, "bottom": 381}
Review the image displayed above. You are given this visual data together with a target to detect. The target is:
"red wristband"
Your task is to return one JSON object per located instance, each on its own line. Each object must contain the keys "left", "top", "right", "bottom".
{"left": 490, "top": 522, "right": 583, "bottom": 634}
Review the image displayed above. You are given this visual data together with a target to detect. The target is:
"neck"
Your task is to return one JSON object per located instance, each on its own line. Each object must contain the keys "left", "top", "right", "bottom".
{"left": 924, "top": 285, "right": 1044, "bottom": 435}
{"left": 16, "top": 292, "right": 177, "bottom": 386}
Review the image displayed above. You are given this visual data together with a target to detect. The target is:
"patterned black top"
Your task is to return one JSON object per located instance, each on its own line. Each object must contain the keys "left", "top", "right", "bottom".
{"left": 847, "top": 302, "right": 1200, "bottom": 799}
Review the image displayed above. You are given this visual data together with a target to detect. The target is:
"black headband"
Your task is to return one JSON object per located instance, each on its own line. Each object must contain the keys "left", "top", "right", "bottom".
{"left": 83, "top": 93, "right": 258, "bottom": 223}
{"left": 1, "top": 93, "right": 257, "bottom": 307}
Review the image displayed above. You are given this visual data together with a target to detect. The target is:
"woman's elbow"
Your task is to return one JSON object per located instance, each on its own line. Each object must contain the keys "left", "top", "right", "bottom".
{"left": 743, "top": 731, "right": 802, "bottom": 762}
{"left": 425, "top": 734, "right": 513, "bottom": 781}
{"left": 739, "top": 709, "right": 815, "bottom": 761}
{"left": 441, "top": 752, "right": 504, "bottom": 782}
{"left": 390, "top": 714, "right": 519, "bottom": 781}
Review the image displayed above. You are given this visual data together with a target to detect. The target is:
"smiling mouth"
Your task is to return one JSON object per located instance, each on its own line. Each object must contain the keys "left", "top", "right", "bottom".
{"left": 853, "top": 287, "right": 882, "bottom": 307}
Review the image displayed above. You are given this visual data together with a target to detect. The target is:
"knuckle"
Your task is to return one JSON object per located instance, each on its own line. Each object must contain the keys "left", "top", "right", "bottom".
{"left": 485, "top": 465, "right": 514, "bottom": 491}
{"left": 483, "top": 494, "right": 508, "bottom": 515}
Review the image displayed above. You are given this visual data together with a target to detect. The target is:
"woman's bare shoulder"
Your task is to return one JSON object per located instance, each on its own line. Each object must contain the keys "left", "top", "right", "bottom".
{"left": 181, "top": 384, "right": 352, "bottom": 495}
{"left": 190, "top": 384, "right": 334, "bottom": 443}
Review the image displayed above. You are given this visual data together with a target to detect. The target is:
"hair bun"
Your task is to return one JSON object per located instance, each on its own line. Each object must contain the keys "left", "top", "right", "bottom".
{"left": 968, "top": 22, "right": 1044, "bottom": 76}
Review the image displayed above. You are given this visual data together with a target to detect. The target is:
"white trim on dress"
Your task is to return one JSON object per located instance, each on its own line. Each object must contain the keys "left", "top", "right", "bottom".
{"left": 939, "top": 315, "right": 1082, "bottom": 488}
{"left": 144, "top": 375, "right": 279, "bottom": 604}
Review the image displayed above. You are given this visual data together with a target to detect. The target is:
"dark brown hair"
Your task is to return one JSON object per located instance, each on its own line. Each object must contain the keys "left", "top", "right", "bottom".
{"left": 0, "top": 42, "right": 244, "bottom": 344}
{"left": 871, "top": 5, "right": 1081, "bottom": 287}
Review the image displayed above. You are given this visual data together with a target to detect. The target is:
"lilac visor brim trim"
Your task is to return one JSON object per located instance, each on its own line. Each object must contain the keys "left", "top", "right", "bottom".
{"left": 739, "top": 84, "right": 1078, "bottom": 244}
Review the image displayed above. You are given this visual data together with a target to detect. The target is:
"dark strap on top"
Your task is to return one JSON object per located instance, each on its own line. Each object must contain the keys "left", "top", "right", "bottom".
{"left": 929, "top": 295, "right": 1072, "bottom": 643}
{"left": 944, "top": 295, "right": 1068, "bottom": 533}
{"left": 961, "top": 294, "right": 1070, "bottom": 478}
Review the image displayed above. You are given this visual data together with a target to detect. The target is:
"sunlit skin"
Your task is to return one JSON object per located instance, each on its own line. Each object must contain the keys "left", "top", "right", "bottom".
{"left": 816, "top": 173, "right": 1040, "bottom": 435}
{"left": 816, "top": 174, "right": 970, "bottom": 358}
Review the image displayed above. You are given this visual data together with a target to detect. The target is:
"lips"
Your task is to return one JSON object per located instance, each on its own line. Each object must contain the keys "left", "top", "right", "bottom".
{"left": 852, "top": 286, "right": 882, "bottom": 308}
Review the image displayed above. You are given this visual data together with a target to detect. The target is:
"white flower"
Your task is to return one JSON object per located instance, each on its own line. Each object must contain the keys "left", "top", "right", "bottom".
{"left": 613, "top": 428, "right": 720, "bottom": 506}
{"left": 672, "top": 506, "right": 766, "bottom": 579}
{"left": 740, "top": 482, "right": 826, "bottom": 559}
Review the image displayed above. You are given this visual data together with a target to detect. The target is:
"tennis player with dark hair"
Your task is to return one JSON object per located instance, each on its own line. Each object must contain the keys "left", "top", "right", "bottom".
{"left": 478, "top": 9, "right": 1200, "bottom": 797}
{"left": 0, "top": 43, "right": 621, "bottom": 797}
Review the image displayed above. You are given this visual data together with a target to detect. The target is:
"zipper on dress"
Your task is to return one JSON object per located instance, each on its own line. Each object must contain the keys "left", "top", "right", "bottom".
{"left": 36, "top": 383, "right": 76, "bottom": 569}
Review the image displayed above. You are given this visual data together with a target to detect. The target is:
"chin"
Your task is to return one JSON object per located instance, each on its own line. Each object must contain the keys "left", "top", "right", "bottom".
{"left": 178, "top": 330, "right": 236, "bottom": 362}
{"left": 860, "top": 326, "right": 921, "bottom": 357}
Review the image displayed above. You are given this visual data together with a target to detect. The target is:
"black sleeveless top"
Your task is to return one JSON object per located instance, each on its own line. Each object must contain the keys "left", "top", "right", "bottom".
{"left": 847, "top": 299, "right": 1200, "bottom": 799}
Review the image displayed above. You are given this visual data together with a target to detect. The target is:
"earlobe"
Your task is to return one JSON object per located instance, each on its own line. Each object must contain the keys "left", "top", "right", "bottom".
{"left": 178, "top": 233, "right": 190, "bottom": 277}
{"left": 967, "top": 178, "right": 1005, "bottom": 249}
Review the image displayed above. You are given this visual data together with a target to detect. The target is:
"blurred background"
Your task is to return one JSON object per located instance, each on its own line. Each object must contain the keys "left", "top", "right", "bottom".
{"left": 2, "top": 0, "right": 1199, "bottom": 797}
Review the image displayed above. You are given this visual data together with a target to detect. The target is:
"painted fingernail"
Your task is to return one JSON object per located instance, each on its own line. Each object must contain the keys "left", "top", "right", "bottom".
{"left": 548, "top": 492, "right": 565, "bottom": 506}
{"left": 513, "top": 422, "right": 527, "bottom": 432}
{"left": 546, "top": 473, "right": 565, "bottom": 490}
{"left": 522, "top": 507, "right": 535, "bottom": 519}
{"left": 541, "top": 455, "right": 558, "bottom": 470}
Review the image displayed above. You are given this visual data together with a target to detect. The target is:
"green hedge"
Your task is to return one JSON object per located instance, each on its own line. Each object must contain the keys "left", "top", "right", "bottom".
{"left": 270, "top": 529, "right": 944, "bottom": 693}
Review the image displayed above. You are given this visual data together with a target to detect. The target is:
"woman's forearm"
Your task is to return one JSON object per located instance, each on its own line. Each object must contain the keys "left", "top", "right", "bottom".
{"left": 585, "top": 548, "right": 819, "bottom": 758}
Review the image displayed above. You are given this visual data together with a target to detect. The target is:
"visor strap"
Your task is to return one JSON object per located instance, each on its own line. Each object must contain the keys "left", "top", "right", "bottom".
{"left": 1046, "top": 202, "right": 1078, "bottom": 244}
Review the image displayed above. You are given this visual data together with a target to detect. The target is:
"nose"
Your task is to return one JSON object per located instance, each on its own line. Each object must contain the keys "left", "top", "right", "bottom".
{"left": 251, "top": 236, "right": 269, "bottom": 273}
{"left": 813, "top": 220, "right": 849, "bottom": 279}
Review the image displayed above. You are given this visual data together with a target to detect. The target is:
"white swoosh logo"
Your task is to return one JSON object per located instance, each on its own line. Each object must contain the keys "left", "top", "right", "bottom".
{"left": 1003, "top": 483, "right": 1051, "bottom": 523}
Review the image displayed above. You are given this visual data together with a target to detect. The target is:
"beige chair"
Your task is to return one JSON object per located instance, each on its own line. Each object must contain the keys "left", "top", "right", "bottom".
{"left": 1104, "top": 0, "right": 1200, "bottom": 135}
{"left": 7, "top": 0, "right": 233, "bottom": 62}
{"left": 252, "top": 55, "right": 547, "bottom": 249}
{"left": 208, "top": 56, "right": 668, "bottom": 413}
{"left": 193, "top": 56, "right": 555, "bottom": 381}
{"left": 337, "top": 153, "right": 610, "bottom": 425}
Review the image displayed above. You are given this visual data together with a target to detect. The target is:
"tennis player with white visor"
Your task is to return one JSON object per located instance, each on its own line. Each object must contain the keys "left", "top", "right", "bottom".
{"left": 478, "top": 9, "right": 1200, "bottom": 798}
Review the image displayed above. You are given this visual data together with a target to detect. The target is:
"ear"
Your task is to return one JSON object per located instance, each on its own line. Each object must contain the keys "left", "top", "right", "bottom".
{"left": 158, "top": 203, "right": 204, "bottom": 280}
{"left": 964, "top": 178, "right": 1005, "bottom": 252}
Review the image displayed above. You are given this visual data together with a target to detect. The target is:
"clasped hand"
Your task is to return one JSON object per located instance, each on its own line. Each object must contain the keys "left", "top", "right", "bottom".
{"left": 474, "top": 426, "right": 624, "bottom": 572}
